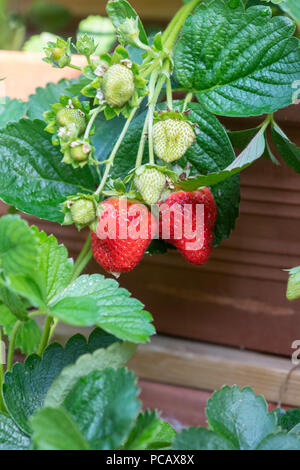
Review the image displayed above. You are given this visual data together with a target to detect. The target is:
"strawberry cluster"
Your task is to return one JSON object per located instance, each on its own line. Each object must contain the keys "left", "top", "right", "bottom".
{"left": 91, "top": 188, "right": 217, "bottom": 276}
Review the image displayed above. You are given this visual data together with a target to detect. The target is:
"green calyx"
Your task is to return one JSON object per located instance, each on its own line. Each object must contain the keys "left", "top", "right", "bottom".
{"left": 153, "top": 109, "right": 193, "bottom": 124}
{"left": 62, "top": 194, "right": 99, "bottom": 230}
{"left": 44, "top": 37, "right": 71, "bottom": 68}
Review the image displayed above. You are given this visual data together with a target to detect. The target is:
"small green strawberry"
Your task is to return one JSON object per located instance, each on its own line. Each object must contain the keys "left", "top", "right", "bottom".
{"left": 153, "top": 118, "right": 195, "bottom": 163}
{"left": 70, "top": 199, "right": 96, "bottom": 225}
{"left": 56, "top": 108, "right": 86, "bottom": 136}
{"left": 134, "top": 166, "right": 166, "bottom": 205}
{"left": 286, "top": 267, "right": 300, "bottom": 301}
{"left": 102, "top": 63, "right": 135, "bottom": 108}
{"left": 70, "top": 142, "right": 91, "bottom": 162}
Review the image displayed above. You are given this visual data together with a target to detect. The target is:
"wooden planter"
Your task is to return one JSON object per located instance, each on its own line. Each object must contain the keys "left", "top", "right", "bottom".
{"left": 1, "top": 51, "right": 300, "bottom": 419}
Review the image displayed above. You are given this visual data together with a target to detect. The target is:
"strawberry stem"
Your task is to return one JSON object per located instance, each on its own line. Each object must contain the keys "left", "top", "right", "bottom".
{"left": 37, "top": 316, "right": 53, "bottom": 357}
{"left": 95, "top": 106, "right": 139, "bottom": 196}
{"left": 6, "top": 320, "right": 22, "bottom": 371}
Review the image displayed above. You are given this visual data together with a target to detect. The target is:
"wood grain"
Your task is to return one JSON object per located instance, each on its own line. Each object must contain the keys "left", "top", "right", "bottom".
{"left": 129, "top": 335, "right": 300, "bottom": 407}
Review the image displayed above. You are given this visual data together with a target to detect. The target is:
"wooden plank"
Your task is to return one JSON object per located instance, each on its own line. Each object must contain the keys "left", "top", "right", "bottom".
{"left": 139, "top": 380, "right": 291, "bottom": 430}
{"left": 15, "top": 0, "right": 182, "bottom": 21}
{"left": 128, "top": 335, "right": 300, "bottom": 407}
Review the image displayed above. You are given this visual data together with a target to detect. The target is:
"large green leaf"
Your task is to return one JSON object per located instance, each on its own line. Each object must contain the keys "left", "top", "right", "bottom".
{"left": 206, "top": 385, "right": 278, "bottom": 450}
{"left": 45, "top": 341, "right": 135, "bottom": 408}
{"left": 173, "top": 427, "right": 235, "bottom": 450}
{"left": 174, "top": 1, "right": 300, "bottom": 116}
{"left": 3, "top": 329, "right": 119, "bottom": 435}
{"left": 62, "top": 368, "right": 140, "bottom": 450}
{"left": 124, "top": 410, "right": 175, "bottom": 450}
{"left": 0, "top": 98, "right": 27, "bottom": 129}
{"left": 32, "top": 228, "right": 73, "bottom": 303}
{"left": 27, "top": 79, "right": 75, "bottom": 120}
{"left": 275, "top": 408, "right": 300, "bottom": 432}
{"left": 257, "top": 432, "right": 300, "bottom": 450}
{"left": 106, "top": 0, "right": 148, "bottom": 46}
{"left": 271, "top": 123, "right": 300, "bottom": 173}
{"left": 50, "top": 274, "right": 155, "bottom": 343}
{"left": 30, "top": 407, "right": 90, "bottom": 450}
{"left": 0, "top": 119, "right": 98, "bottom": 223}
{"left": 178, "top": 125, "right": 266, "bottom": 189}
{"left": 0, "top": 306, "right": 41, "bottom": 355}
{"left": 280, "top": 0, "right": 300, "bottom": 25}
{"left": 0, "top": 413, "right": 31, "bottom": 450}
{"left": 0, "top": 215, "right": 39, "bottom": 276}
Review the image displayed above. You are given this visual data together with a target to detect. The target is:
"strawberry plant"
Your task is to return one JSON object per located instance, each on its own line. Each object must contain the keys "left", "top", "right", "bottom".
{"left": 0, "top": 0, "right": 300, "bottom": 451}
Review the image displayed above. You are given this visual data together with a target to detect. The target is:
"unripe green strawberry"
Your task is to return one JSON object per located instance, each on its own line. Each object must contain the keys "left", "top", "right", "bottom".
{"left": 286, "top": 270, "right": 300, "bottom": 301}
{"left": 134, "top": 167, "right": 166, "bottom": 205}
{"left": 102, "top": 64, "right": 135, "bottom": 108}
{"left": 153, "top": 118, "right": 195, "bottom": 163}
{"left": 70, "top": 199, "right": 96, "bottom": 225}
{"left": 56, "top": 108, "right": 86, "bottom": 135}
{"left": 51, "top": 48, "right": 66, "bottom": 61}
{"left": 70, "top": 143, "right": 90, "bottom": 162}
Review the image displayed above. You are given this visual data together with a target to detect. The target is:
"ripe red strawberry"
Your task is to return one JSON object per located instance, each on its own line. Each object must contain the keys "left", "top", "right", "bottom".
{"left": 91, "top": 197, "right": 156, "bottom": 275}
{"left": 159, "top": 188, "right": 217, "bottom": 265}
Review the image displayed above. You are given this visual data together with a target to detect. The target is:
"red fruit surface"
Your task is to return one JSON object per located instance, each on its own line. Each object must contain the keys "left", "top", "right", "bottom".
{"left": 159, "top": 188, "right": 217, "bottom": 266}
{"left": 91, "top": 197, "right": 156, "bottom": 274}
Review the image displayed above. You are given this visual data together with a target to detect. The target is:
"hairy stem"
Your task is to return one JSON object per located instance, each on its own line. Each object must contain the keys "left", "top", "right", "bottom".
{"left": 163, "top": 0, "right": 202, "bottom": 51}
{"left": 37, "top": 316, "right": 53, "bottom": 357}
{"left": 7, "top": 320, "right": 22, "bottom": 372}
{"left": 136, "top": 110, "right": 150, "bottom": 168}
{"left": 95, "top": 106, "right": 139, "bottom": 196}
{"left": 84, "top": 106, "right": 103, "bottom": 141}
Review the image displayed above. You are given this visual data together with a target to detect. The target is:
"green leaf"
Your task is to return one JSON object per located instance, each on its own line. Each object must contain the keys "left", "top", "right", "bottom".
{"left": 0, "top": 413, "right": 31, "bottom": 450}
{"left": 0, "top": 307, "right": 41, "bottom": 354}
{"left": 27, "top": 79, "right": 75, "bottom": 120}
{"left": 271, "top": 123, "right": 300, "bottom": 173}
{"left": 0, "top": 215, "right": 39, "bottom": 276}
{"left": 0, "top": 287, "right": 28, "bottom": 321}
{"left": 257, "top": 432, "right": 300, "bottom": 450}
{"left": 275, "top": 408, "right": 300, "bottom": 431}
{"left": 106, "top": 0, "right": 148, "bottom": 45}
{"left": 0, "top": 119, "right": 98, "bottom": 223}
{"left": 93, "top": 112, "right": 127, "bottom": 163}
{"left": 173, "top": 427, "right": 236, "bottom": 450}
{"left": 174, "top": 1, "right": 300, "bottom": 116}
{"left": 0, "top": 98, "right": 27, "bottom": 129}
{"left": 3, "top": 329, "right": 118, "bottom": 434}
{"left": 50, "top": 274, "right": 155, "bottom": 343}
{"left": 125, "top": 410, "right": 175, "bottom": 450}
{"left": 206, "top": 385, "right": 278, "bottom": 450}
{"left": 32, "top": 228, "right": 73, "bottom": 302}
{"left": 62, "top": 368, "right": 140, "bottom": 450}
{"left": 280, "top": 0, "right": 300, "bottom": 26}
{"left": 30, "top": 407, "right": 90, "bottom": 450}
{"left": 178, "top": 125, "right": 266, "bottom": 189}
{"left": 227, "top": 127, "right": 261, "bottom": 149}
{"left": 45, "top": 341, "right": 136, "bottom": 408}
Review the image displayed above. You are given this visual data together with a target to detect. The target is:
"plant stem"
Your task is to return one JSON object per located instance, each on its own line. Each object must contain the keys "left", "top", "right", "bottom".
{"left": 136, "top": 110, "right": 150, "bottom": 168}
{"left": 49, "top": 318, "right": 59, "bottom": 341}
{"left": 163, "top": 0, "right": 202, "bottom": 51}
{"left": 67, "top": 63, "right": 82, "bottom": 71}
{"left": 70, "top": 236, "right": 93, "bottom": 284}
{"left": 37, "top": 316, "right": 53, "bottom": 357}
{"left": 166, "top": 78, "right": 173, "bottom": 110}
{"left": 95, "top": 106, "right": 139, "bottom": 196}
{"left": 6, "top": 321, "right": 22, "bottom": 372}
{"left": 84, "top": 106, "right": 103, "bottom": 141}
